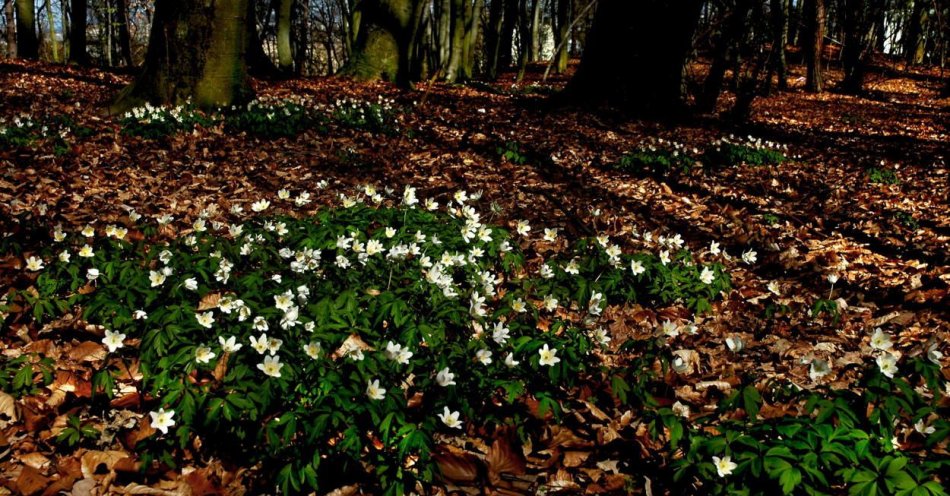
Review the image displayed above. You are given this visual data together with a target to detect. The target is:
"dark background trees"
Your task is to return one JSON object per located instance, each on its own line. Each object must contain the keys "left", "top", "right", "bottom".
{"left": 0, "top": 0, "right": 946, "bottom": 111}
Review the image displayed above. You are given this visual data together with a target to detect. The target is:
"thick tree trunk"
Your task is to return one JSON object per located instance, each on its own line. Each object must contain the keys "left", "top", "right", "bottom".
{"left": 294, "top": 0, "right": 309, "bottom": 74}
{"left": 44, "top": 0, "right": 58, "bottom": 61}
{"left": 15, "top": 0, "right": 38, "bottom": 59}
{"left": 803, "top": 0, "right": 824, "bottom": 92}
{"left": 840, "top": 0, "right": 877, "bottom": 93}
{"left": 342, "top": 0, "right": 417, "bottom": 84}
{"left": 562, "top": 0, "right": 703, "bottom": 115}
{"left": 461, "top": 0, "right": 480, "bottom": 79}
{"left": 110, "top": 0, "right": 252, "bottom": 112}
{"left": 5, "top": 0, "right": 15, "bottom": 58}
{"left": 276, "top": 0, "right": 293, "bottom": 71}
{"left": 68, "top": 0, "right": 87, "bottom": 63}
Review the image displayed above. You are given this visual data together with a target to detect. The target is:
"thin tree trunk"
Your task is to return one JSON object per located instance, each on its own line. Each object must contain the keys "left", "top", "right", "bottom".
{"left": 699, "top": 0, "right": 753, "bottom": 113}
{"left": 804, "top": 0, "right": 824, "bottom": 92}
{"left": 15, "top": 0, "right": 38, "bottom": 58}
{"left": 770, "top": 0, "right": 788, "bottom": 90}
{"left": 68, "top": 0, "right": 86, "bottom": 63}
{"left": 4, "top": 0, "right": 15, "bottom": 57}
{"left": 461, "top": 0, "right": 480, "bottom": 79}
{"left": 528, "top": 0, "right": 541, "bottom": 61}
{"left": 115, "top": 0, "right": 132, "bottom": 65}
{"left": 904, "top": 0, "right": 926, "bottom": 64}
{"left": 484, "top": 0, "right": 504, "bottom": 78}
{"left": 44, "top": 0, "right": 58, "bottom": 60}
{"left": 444, "top": 0, "right": 465, "bottom": 80}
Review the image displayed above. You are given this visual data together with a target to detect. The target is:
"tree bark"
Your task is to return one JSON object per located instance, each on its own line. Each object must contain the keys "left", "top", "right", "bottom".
{"left": 562, "top": 0, "right": 703, "bottom": 115}
{"left": 15, "top": 0, "right": 38, "bottom": 58}
{"left": 770, "top": 0, "right": 788, "bottom": 90}
{"left": 276, "top": 0, "right": 293, "bottom": 71}
{"left": 803, "top": 0, "right": 824, "bottom": 92}
{"left": 4, "top": 0, "right": 15, "bottom": 57}
{"left": 115, "top": 0, "right": 133, "bottom": 65}
{"left": 903, "top": 0, "right": 926, "bottom": 64}
{"left": 444, "top": 0, "right": 465, "bottom": 81}
{"left": 341, "top": 0, "right": 417, "bottom": 84}
{"left": 68, "top": 0, "right": 87, "bottom": 63}
{"left": 698, "top": 0, "right": 753, "bottom": 113}
{"left": 551, "top": 0, "right": 570, "bottom": 73}
{"left": 461, "top": 0, "right": 480, "bottom": 79}
{"left": 839, "top": 0, "right": 878, "bottom": 93}
{"left": 44, "top": 0, "right": 58, "bottom": 61}
{"left": 111, "top": 0, "right": 253, "bottom": 112}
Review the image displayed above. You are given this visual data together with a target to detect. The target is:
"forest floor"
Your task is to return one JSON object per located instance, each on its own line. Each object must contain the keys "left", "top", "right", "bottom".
{"left": 0, "top": 59, "right": 948, "bottom": 495}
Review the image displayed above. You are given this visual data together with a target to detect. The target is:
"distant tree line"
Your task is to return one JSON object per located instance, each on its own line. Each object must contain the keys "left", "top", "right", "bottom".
{"left": 1, "top": 0, "right": 948, "bottom": 112}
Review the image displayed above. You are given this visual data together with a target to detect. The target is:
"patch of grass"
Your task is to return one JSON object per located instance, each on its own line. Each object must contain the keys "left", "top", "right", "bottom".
{"left": 867, "top": 166, "right": 901, "bottom": 185}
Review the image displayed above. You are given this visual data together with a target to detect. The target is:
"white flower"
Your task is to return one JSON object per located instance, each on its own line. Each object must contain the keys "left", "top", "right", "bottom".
{"left": 424, "top": 198, "right": 439, "bottom": 211}
{"left": 915, "top": 420, "right": 936, "bottom": 436}
{"left": 870, "top": 328, "right": 893, "bottom": 352}
{"left": 218, "top": 335, "right": 242, "bottom": 353}
{"left": 436, "top": 367, "right": 456, "bottom": 386}
{"left": 366, "top": 379, "right": 386, "bottom": 400}
{"left": 149, "top": 270, "right": 166, "bottom": 287}
{"left": 58, "top": 250, "right": 70, "bottom": 263}
{"left": 659, "top": 250, "right": 671, "bottom": 265}
{"left": 195, "top": 311, "right": 214, "bottom": 329}
{"left": 630, "top": 259, "right": 646, "bottom": 276}
{"left": 767, "top": 281, "right": 781, "bottom": 296}
{"left": 366, "top": 239, "right": 385, "bottom": 256}
{"left": 927, "top": 344, "right": 944, "bottom": 364}
{"left": 827, "top": 273, "right": 839, "bottom": 285}
{"left": 384, "top": 227, "right": 397, "bottom": 238}
{"left": 257, "top": 355, "right": 283, "bottom": 378}
{"left": 184, "top": 278, "right": 198, "bottom": 291}
{"left": 469, "top": 293, "right": 486, "bottom": 318}
{"left": 590, "top": 328, "right": 611, "bottom": 346}
{"left": 78, "top": 245, "right": 94, "bottom": 258}
{"left": 303, "top": 341, "right": 322, "bottom": 360}
{"left": 515, "top": 220, "right": 531, "bottom": 236}
{"left": 385, "top": 341, "right": 413, "bottom": 364}
{"left": 539, "top": 264, "right": 554, "bottom": 279}
{"left": 250, "top": 334, "right": 269, "bottom": 354}
{"left": 149, "top": 408, "right": 176, "bottom": 434}
{"left": 133, "top": 310, "right": 148, "bottom": 320}
{"left": 713, "top": 455, "right": 737, "bottom": 477}
{"left": 192, "top": 218, "right": 207, "bottom": 233}
{"left": 86, "top": 268, "right": 100, "bottom": 281}
{"left": 543, "top": 228, "right": 558, "bottom": 242}
{"left": 809, "top": 358, "right": 832, "bottom": 381}
{"left": 438, "top": 406, "right": 463, "bottom": 429}
{"left": 877, "top": 354, "right": 898, "bottom": 378}
{"left": 709, "top": 241, "right": 721, "bottom": 255}
{"left": 476, "top": 349, "right": 492, "bottom": 365}
{"left": 274, "top": 292, "right": 294, "bottom": 311}
{"left": 699, "top": 267, "right": 715, "bottom": 285}
{"left": 538, "top": 344, "right": 560, "bottom": 367}
{"left": 266, "top": 336, "right": 283, "bottom": 355}
{"left": 742, "top": 250, "right": 757, "bottom": 265}
{"left": 660, "top": 320, "right": 680, "bottom": 338}
{"left": 81, "top": 225, "right": 95, "bottom": 237}
{"left": 102, "top": 329, "right": 126, "bottom": 353}
{"left": 402, "top": 186, "right": 418, "bottom": 206}
{"left": 511, "top": 298, "right": 528, "bottom": 313}
{"left": 504, "top": 353, "right": 520, "bottom": 368}
{"left": 588, "top": 291, "right": 604, "bottom": 316}
{"left": 671, "top": 401, "right": 690, "bottom": 418}
{"left": 492, "top": 322, "right": 511, "bottom": 345}
{"left": 195, "top": 346, "right": 216, "bottom": 364}
{"left": 53, "top": 229, "right": 67, "bottom": 242}
{"left": 543, "top": 294, "right": 558, "bottom": 312}
{"left": 277, "top": 188, "right": 291, "bottom": 200}
{"left": 725, "top": 336, "right": 744, "bottom": 353}
{"left": 25, "top": 256, "right": 44, "bottom": 271}
{"left": 251, "top": 199, "right": 270, "bottom": 212}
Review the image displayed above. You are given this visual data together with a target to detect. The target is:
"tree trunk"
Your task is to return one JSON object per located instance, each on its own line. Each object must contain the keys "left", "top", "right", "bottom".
{"left": 698, "top": 0, "right": 753, "bottom": 113}
{"left": 68, "top": 0, "right": 86, "bottom": 63}
{"left": 803, "top": 0, "right": 824, "bottom": 92}
{"left": 461, "top": 0, "right": 480, "bottom": 79}
{"left": 115, "top": 0, "right": 133, "bottom": 65}
{"left": 903, "top": 0, "right": 926, "bottom": 64}
{"left": 444, "top": 0, "right": 465, "bottom": 81}
{"left": 342, "top": 0, "right": 417, "bottom": 84}
{"left": 110, "top": 0, "right": 252, "bottom": 112}
{"left": 528, "top": 0, "right": 541, "bottom": 61}
{"left": 515, "top": 0, "right": 530, "bottom": 80}
{"left": 770, "top": 0, "right": 788, "bottom": 90}
{"left": 561, "top": 0, "right": 704, "bottom": 115}
{"left": 551, "top": 0, "right": 570, "bottom": 73}
{"left": 294, "top": 0, "right": 309, "bottom": 74}
{"left": 276, "top": 0, "right": 293, "bottom": 71}
{"left": 840, "top": 0, "right": 878, "bottom": 93}
{"left": 44, "top": 0, "right": 58, "bottom": 61}
{"left": 15, "top": 0, "right": 38, "bottom": 58}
